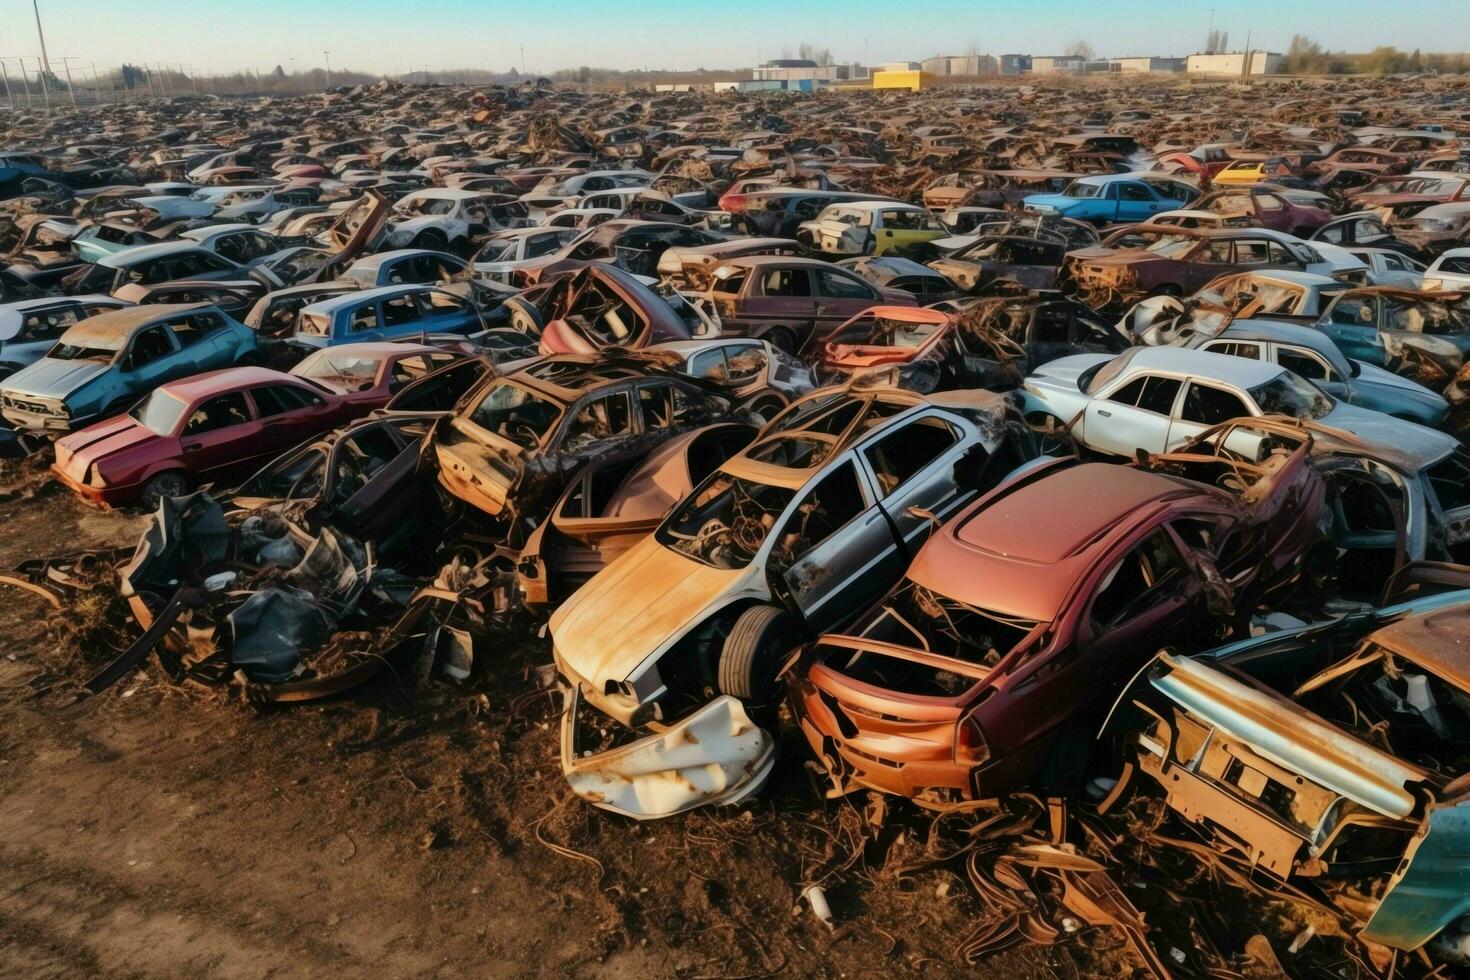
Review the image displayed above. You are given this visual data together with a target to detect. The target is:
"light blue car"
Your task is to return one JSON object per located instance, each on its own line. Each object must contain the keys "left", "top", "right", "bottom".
{"left": 1023, "top": 173, "right": 1196, "bottom": 225}
{"left": 1019, "top": 345, "right": 1453, "bottom": 462}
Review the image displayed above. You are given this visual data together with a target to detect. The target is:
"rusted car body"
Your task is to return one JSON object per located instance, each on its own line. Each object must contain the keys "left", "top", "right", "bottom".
{"left": 516, "top": 421, "right": 757, "bottom": 612}
{"left": 534, "top": 263, "right": 696, "bottom": 355}
{"left": 1105, "top": 597, "right": 1470, "bottom": 965}
{"left": 552, "top": 384, "right": 1039, "bottom": 818}
{"left": 431, "top": 354, "right": 734, "bottom": 539}
{"left": 792, "top": 446, "right": 1324, "bottom": 803}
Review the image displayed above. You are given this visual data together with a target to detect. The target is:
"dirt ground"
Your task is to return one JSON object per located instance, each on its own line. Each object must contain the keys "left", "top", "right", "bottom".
{"left": 0, "top": 474, "right": 1079, "bottom": 980}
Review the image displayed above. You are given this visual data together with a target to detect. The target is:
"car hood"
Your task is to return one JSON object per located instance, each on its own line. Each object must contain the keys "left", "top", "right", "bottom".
{"left": 551, "top": 533, "right": 746, "bottom": 692}
{"left": 1353, "top": 360, "right": 1444, "bottom": 397}
{"left": 1023, "top": 193, "right": 1081, "bottom": 212}
{"left": 3, "top": 357, "right": 110, "bottom": 399}
{"left": 55, "top": 414, "right": 159, "bottom": 477}
{"left": 1317, "top": 401, "right": 1458, "bottom": 459}
{"left": 1028, "top": 352, "right": 1113, "bottom": 389}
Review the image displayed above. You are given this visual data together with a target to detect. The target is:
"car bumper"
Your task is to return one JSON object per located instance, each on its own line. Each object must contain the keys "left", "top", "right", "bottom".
{"left": 2, "top": 406, "right": 78, "bottom": 433}
{"left": 49, "top": 462, "right": 141, "bottom": 506}
{"left": 560, "top": 682, "right": 775, "bottom": 820}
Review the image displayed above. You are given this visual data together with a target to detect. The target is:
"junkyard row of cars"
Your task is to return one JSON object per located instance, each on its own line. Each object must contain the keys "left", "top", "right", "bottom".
{"left": 6, "top": 73, "right": 1470, "bottom": 970}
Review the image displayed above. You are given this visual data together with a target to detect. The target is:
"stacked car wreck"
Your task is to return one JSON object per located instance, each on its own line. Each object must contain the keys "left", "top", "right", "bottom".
{"left": 6, "top": 71, "right": 1470, "bottom": 973}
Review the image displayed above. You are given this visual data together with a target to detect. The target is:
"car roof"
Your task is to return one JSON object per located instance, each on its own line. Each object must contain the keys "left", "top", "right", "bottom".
{"left": 99, "top": 240, "right": 218, "bottom": 267}
{"left": 347, "top": 248, "right": 462, "bottom": 270}
{"left": 296, "top": 341, "right": 439, "bottom": 358}
{"left": 1123, "top": 345, "right": 1283, "bottom": 387}
{"left": 725, "top": 255, "right": 862, "bottom": 271}
{"left": 823, "top": 200, "right": 923, "bottom": 212}
{"left": 1218, "top": 319, "right": 1344, "bottom": 353}
{"left": 911, "top": 462, "right": 1206, "bottom": 620}
{"left": 161, "top": 366, "right": 299, "bottom": 400}
{"left": 2, "top": 294, "right": 122, "bottom": 313}
{"left": 302, "top": 283, "right": 437, "bottom": 314}
{"left": 180, "top": 223, "right": 258, "bottom": 240}
{"left": 398, "top": 187, "right": 484, "bottom": 200}
{"left": 1233, "top": 269, "right": 1339, "bottom": 288}
{"left": 61, "top": 302, "right": 213, "bottom": 344}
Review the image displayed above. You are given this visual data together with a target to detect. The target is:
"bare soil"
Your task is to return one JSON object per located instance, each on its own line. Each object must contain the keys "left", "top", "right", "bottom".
{"left": 0, "top": 481, "right": 1069, "bottom": 979}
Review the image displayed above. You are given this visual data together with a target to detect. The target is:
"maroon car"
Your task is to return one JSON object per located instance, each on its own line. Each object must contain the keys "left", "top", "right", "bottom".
{"left": 790, "top": 447, "right": 1324, "bottom": 803}
{"left": 288, "top": 341, "right": 462, "bottom": 409}
{"left": 1190, "top": 185, "right": 1333, "bottom": 237}
{"left": 699, "top": 255, "right": 915, "bottom": 354}
{"left": 52, "top": 367, "right": 362, "bottom": 507}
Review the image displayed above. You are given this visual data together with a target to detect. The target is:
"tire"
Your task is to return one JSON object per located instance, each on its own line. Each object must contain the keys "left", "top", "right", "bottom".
{"left": 140, "top": 470, "right": 191, "bottom": 510}
{"left": 414, "top": 230, "right": 448, "bottom": 252}
{"left": 763, "top": 327, "right": 797, "bottom": 355}
{"left": 718, "top": 605, "right": 796, "bottom": 704}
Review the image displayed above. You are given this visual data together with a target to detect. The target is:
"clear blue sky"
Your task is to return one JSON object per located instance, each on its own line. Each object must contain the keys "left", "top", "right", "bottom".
{"left": 4, "top": 0, "right": 1467, "bottom": 76}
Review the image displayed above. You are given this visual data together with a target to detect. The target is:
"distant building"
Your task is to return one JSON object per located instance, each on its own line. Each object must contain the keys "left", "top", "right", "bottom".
{"left": 736, "top": 78, "right": 821, "bottom": 94}
{"left": 921, "top": 54, "right": 998, "bottom": 76}
{"left": 1186, "top": 51, "right": 1283, "bottom": 76}
{"left": 1031, "top": 55, "right": 1086, "bottom": 74}
{"left": 998, "top": 54, "right": 1032, "bottom": 74}
{"left": 752, "top": 59, "right": 865, "bottom": 83}
{"left": 1109, "top": 56, "right": 1185, "bottom": 73}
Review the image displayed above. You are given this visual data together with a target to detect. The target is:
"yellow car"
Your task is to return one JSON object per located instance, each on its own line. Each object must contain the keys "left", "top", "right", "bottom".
{"left": 1212, "top": 156, "right": 1293, "bottom": 186}
{"left": 796, "top": 201, "right": 949, "bottom": 256}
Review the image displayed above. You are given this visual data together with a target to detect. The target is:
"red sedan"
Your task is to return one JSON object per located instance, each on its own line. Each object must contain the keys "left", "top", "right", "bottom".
{"left": 52, "top": 367, "right": 362, "bottom": 508}
{"left": 288, "top": 342, "right": 462, "bottom": 409}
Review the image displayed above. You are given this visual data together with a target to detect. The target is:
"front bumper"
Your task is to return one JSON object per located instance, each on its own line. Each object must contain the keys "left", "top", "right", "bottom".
{"left": 560, "top": 684, "right": 775, "bottom": 820}
{"left": 49, "top": 462, "right": 140, "bottom": 507}
{"left": 2, "top": 403, "right": 77, "bottom": 433}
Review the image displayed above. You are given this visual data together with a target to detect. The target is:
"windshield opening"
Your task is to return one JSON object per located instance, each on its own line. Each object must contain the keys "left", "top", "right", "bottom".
{"left": 465, "top": 380, "right": 561, "bottom": 449}
{"left": 128, "top": 389, "right": 189, "bottom": 435}
{"left": 1251, "top": 372, "right": 1334, "bottom": 420}
{"left": 657, "top": 472, "right": 796, "bottom": 569}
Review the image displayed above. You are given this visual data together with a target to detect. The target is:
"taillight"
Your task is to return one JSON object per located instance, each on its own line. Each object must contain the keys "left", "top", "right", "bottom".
{"left": 956, "top": 711, "right": 989, "bottom": 764}
{"left": 720, "top": 193, "right": 749, "bottom": 213}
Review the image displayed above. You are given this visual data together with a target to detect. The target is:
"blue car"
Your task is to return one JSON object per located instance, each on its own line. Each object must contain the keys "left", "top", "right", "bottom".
{"left": 1023, "top": 173, "right": 1196, "bottom": 226}
{"left": 293, "top": 283, "right": 483, "bottom": 348}
{"left": 0, "top": 303, "right": 260, "bottom": 433}
{"left": 340, "top": 249, "right": 468, "bottom": 288}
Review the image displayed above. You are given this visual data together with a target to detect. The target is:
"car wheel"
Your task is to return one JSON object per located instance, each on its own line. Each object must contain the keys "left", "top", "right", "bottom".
{"left": 764, "top": 327, "right": 797, "bottom": 355}
{"left": 718, "top": 605, "right": 796, "bottom": 705}
{"left": 415, "top": 230, "right": 448, "bottom": 252}
{"left": 140, "top": 470, "right": 191, "bottom": 510}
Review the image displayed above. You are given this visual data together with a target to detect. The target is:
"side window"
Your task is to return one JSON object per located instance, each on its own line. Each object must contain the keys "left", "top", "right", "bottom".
{"left": 775, "top": 461, "right": 866, "bottom": 563}
{"left": 19, "top": 305, "right": 80, "bottom": 342}
{"left": 389, "top": 355, "right": 432, "bottom": 389}
{"left": 1267, "top": 243, "right": 1294, "bottom": 264}
{"left": 349, "top": 304, "right": 379, "bottom": 333}
{"left": 524, "top": 234, "right": 562, "bottom": 259}
{"left": 190, "top": 312, "right": 227, "bottom": 335}
{"left": 724, "top": 344, "right": 766, "bottom": 384}
{"left": 1329, "top": 296, "right": 1378, "bottom": 327}
{"left": 419, "top": 290, "right": 467, "bottom": 313}
{"left": 637, "top": 383, "right": 674, "bottom": 429}
{"left": 760, "top": 268, "right": 812, "bottom": 297}
{"left": 1235, "top": 241, "right": 1271, "bottom": 265}
{"left": 713, "top": 271, "right": 746, "bottom": 295}
{"left": 1119, "top": 183, "right": 1154, "bottom": 202}
{"left": 127, "top": 325, "right": 174, "bottom": 368}
{"left": 1090, "top": 529, "right": 1187, "bottom": 628}
{"left": 565, "top": 391, "right": 634, "bottom": 450}
{"left": 1277, "top": 346, "right": 1334, "bottom": 382}
{"left": 215, "top": 235, "right": 250, "bottom": 263}
{"left": 183, "top": 392, "right": 251, "bottom": 434}
{"left": 1203, "top": 241, "right": 1234, "bottom": 263}
{"left": 1105, "top": 376, "right": 1149, "bottom": 407}
{"left": 1255, "top": 194, "right": 1284, "bottom": 211}
{"left": 861, "top": 417, "right": 958, "bottom": 497}
{"left": 814, "top": 270, "right": 874, "bottom": 300}
{"left": 168, "top": 316, "right": 206, "bottom": 348}
{"left": 252, "top": 384, "right": 322, "bottom": 417}
{"left": 688, "top": 348, "right": 728, "bottom": 380}
{"left": 1106, "top": 375, "right": 1180, "bottom": 415}
{"left": 1317, "top": 223, "right": 1344, "bottom": 244}
{"left": 380, "top": 293, "right": 421, "bottom": 328}
{"left": 1180, "top": 382, "right": 1249, "bottom": 425}
{"left": 1203, "top": 340, "right": 1263, "bottom": 361}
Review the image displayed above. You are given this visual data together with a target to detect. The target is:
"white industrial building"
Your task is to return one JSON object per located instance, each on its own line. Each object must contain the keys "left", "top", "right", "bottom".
{"left": 1110, "top": 56, "right": 1185, "bottom": 73}
{"left": 1031, "top": 55, "right": 1086, "bottom": 74}
{"left": 921, "top": 54, "right": 999, "bottom": 76}
{"left": 1187, "top": 51, "right": 1284, "bottom": 76}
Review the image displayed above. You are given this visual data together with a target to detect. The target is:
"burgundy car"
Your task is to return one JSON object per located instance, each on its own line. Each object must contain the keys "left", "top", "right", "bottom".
{"left": 52, "top": 367, "right": 362, "bottom": 507}
{"left": 1190, "top": 186, "right": 1333, "bottom": 237}
{"left": 288, "top": 341, "right": 463, "bottom": 410}
{"left": 790, "top": 447, "right": 1324, "bottom": 803}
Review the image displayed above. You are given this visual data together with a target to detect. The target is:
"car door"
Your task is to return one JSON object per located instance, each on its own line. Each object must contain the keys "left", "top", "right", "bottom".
{"left": 1084, "top": 373, "right": 1180, "bottom": 457}
{"left": 771, "top": 458, "right": 903, "bottom": 633}
{"left": 177, "top": 390, "right": 260, "bottom": 475}
{"left": 378, "top": 290, "right": 427, "bottom": 340}
{"left": 331, "top": 420, "right": 431, "bottom": 545}
{"left": 122, "top": 323, "right": 181, "bottom": 389}
{"left": 415, "top": 288, "right": 479, "bottom": 334}
{"left": 751, "top": 266, "right": 818, "bottom": 345}
{"left": 995, "top": 240, "right": 1062, "bottom": 289}
{"left": 813, "top": 268, "right": 881, "bottom": 333}
{"left": 858, "top": 414, "right": 971, "bottom": 556}
{"left": 1168, "top": 379, "right": 1254, "bottom": 449}
{"left": 248, "top": 383, "right": 333, "bottom": 451}
{"left": 1117, "top": 182, "right": 1165, "bottom": 222}
{"left": 1320, "top": 294, "right": 1385, "bottom": 364}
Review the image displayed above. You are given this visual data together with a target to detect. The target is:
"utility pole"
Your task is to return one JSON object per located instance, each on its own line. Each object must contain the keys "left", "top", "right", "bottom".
{"left": 322, "top": 50, "right": 332, "bottom": 88}
{"left": 56, "top": 55, "right": 79, "bottom": 109}
{"left": 520, "top": 44, "right": 526, "bottom": 75}
{"left": 31, "top": 0, "right": 53, "bottom": 107}
{"left": 1243, "top": 28, "right": 1252, "bottom": 77}
{"left": 34, "top": 56, "right": 51, "bottom": 112}
{"left": 1207, "top": 9, "right": 1216, "bottom": 53}
{"left": 0, "top": 60, "right": 12, "bottom": 109}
